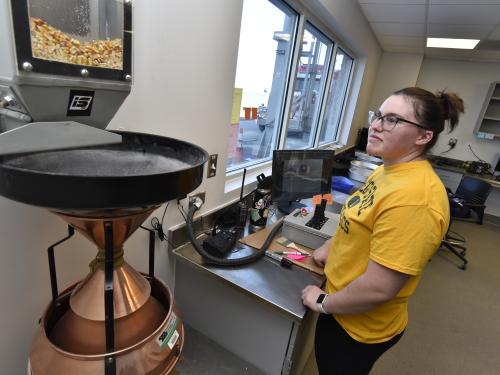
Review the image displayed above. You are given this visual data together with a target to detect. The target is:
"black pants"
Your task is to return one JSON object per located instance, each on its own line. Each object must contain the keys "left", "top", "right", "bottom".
{"left": 315, "top": 313, "right": 404, "bottom": 375}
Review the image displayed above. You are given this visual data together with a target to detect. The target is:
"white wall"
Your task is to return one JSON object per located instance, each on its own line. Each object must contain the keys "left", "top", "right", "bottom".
{"left": 416, "top": 58, "right": 500, "bottom": 164}
{"left": 369, "top": 53, "right": 424, "bottom": 111}
{"left": 369, "top": 54, "right": 500, "bottom": 165}
{"left": 110, "top": 0, "right": 243, "bottom": 212}
{"left": 0, "top": 0, "right": 382, "bottom": 373}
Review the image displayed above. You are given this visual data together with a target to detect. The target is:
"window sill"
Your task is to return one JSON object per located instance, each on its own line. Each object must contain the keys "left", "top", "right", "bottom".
{"left": 224, "top": 162, "right": 272, "bottom": 197}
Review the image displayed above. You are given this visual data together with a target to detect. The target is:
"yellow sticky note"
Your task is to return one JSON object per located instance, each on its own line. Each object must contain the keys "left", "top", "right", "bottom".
{"left": 231, "top": 88, "right": 243, "bottom": 124}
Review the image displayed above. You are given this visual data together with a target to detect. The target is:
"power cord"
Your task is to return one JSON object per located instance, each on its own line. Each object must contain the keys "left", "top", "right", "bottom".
{"left": 186, "top": 197, "right": 283, "bottom": 266}
{"left": 177, "top": 202, "right": 188, "bottom": 222}
{"left": 468, "top": 144, "right": 487, "bottom": 162}
{"left": 440, "top": 146, "right": 453, "bottom": 154}
{"left": 150, "top": 202, "right": 169, "bottom": 241}
{"left": 178, "top": 200, "right": 206, "bottom": 238}
{"left": 148, "top": 201, "right": 206, "bottom": 249}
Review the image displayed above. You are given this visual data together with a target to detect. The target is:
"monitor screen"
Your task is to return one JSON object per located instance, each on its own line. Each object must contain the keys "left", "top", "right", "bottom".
{"left": 272, "top": 149, "right": 333, "bottom": 212}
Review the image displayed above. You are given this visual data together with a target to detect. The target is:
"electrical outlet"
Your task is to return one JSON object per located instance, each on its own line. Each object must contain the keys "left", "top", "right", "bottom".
{"left": 207, "top": 154, "right": 218, "bottom": 178}
{"left": 189, "top": 191, "right": 205, "bottom": 208}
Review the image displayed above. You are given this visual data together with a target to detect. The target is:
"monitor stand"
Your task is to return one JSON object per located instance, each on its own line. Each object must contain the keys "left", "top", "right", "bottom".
{"left": 277, "top": 201, "right": 306, "bottom": 215}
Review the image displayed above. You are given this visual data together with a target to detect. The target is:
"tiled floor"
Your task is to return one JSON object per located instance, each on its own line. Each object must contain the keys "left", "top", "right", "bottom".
{"left": 175, "top": 324, "right": 266, "bottom": 375}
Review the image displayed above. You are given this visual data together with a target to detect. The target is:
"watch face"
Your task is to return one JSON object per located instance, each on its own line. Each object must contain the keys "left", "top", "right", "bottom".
{"left": 316, "top": 294, "right": 326, "bottom": 304}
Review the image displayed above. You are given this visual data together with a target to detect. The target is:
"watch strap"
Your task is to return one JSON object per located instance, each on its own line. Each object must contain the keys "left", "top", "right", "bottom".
{"left": 316, "top": 294, "right": 328, "bottom": 314}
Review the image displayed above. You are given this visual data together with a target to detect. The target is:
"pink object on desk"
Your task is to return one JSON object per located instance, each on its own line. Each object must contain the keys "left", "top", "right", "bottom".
{"left": 286, "top": 254, "right": 307, "bottom": 262}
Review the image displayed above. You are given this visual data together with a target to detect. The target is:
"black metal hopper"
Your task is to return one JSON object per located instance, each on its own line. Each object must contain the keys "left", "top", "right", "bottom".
{"left": 0, "top": 131, "right": 208, "bottom": 212}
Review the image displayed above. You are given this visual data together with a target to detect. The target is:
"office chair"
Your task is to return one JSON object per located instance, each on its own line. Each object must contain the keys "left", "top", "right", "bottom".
{"left": 451, "top": 176, "right": 492, "bottom": 225}
{"left": 440, "top": 176, "right": 492, "bottom": 270}
{"left": 441, "top": 226, "right": 468, "bottom": 270}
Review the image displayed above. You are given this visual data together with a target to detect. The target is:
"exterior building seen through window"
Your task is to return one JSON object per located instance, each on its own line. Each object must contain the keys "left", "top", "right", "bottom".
{"left": 226, "top": 0, "right": 354, "bottom": 174}
{"left": 284, "top": 23, "right": 332, "bottom": 150}
{"left": 226, "top": 0, "right": 297, "bottom": 172}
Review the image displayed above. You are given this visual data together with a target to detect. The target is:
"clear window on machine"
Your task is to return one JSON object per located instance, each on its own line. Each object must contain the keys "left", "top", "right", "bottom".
{"left": 10, "top": 0, "right": 131, "bottom": 81}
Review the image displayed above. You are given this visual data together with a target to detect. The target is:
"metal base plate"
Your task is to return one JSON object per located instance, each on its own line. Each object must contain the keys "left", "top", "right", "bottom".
{"left": 0, "top": 121, "right": 122, "bottom": 156}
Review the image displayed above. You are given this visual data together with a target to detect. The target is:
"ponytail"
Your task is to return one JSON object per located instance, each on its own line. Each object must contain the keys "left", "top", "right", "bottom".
{"left": 437, "top": 90, "right": 464, "bottom": 133}
{"left": 393, "top": 87, "right": 465, "bottom": 151}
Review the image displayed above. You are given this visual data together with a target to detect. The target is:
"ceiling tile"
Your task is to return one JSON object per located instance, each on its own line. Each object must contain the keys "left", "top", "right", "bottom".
{"left": 360, "top": 4, "right": 426, "bottom": 23}
{"left": 475, "top": 40, "right": 500, "bottom": 50}
{"left": 490, "top": 25, "right": 500, "bottom": 40}
{"left": 428, "top": 5, "right": 500, "bottom": 24}
{"left": 471, "top": 49, "right": 500, "bottom": 60}
{"left": 428, "top": 23, "right": 495, "bottom": 39}
{"left": 358, "top": 1, "right": 500, "bottom": 62}
{"left": 370, "top": 22, "right": 425, "bottom": 37}
{"left": 378, "top": 35, "right": 425, "bottom": 47}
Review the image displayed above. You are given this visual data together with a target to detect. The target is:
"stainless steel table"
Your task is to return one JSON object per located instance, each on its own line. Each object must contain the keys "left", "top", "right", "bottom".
{"left": 173, "top": 234, "right": 324, "bottom": 375}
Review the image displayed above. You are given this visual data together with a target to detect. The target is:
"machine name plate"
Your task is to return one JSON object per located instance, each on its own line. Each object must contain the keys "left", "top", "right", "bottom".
{"left": 67, "top": 90, "right": 95, "bottom": 116}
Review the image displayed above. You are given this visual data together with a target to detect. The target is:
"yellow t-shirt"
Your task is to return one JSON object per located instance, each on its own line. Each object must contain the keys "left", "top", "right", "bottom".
{"left": 324, "top": 160, "right": 449, "bottom": 344}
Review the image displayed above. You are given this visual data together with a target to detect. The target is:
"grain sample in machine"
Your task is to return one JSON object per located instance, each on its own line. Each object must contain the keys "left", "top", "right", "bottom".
{"left": 0, "top": 1, "right": 208, "bottom": 374}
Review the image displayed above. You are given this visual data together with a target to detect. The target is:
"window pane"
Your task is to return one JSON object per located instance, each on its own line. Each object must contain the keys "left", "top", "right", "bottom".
{"left": 226, "top": 0, "right": 298, "bottom": 173}
{"left": 29, "top": 0, "right": 124, "bottom": 70}
{"left": 285, "top": 24, "right": 332, "bottom": 150}
{"left": 319, "top": 49, "right": 353, "bottom": 144}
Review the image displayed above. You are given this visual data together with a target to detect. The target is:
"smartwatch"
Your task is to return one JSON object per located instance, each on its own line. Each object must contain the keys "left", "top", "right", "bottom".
{"left": 316, "top": 293, "right": 328, "bottom": 314}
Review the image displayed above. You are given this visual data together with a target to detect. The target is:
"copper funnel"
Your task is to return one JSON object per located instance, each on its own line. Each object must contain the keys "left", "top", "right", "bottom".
{"left": 54, "top": 207, "right": 158, "bottom": 250}
{"left": 70, "top": 262, "right": 151, "bottom": 320}
{"left": 51, "top": 288, "right": 166, "bottom": 354}
{"left": 53, "top": 207, "right": 158, "bottom": 318}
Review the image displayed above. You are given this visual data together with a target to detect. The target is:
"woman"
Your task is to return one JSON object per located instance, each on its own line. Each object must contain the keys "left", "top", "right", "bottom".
{"left": 301, "top": 87, "right": 464, "bottom": 374}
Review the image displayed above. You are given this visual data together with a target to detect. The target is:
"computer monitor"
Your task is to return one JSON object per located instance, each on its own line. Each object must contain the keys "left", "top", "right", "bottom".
{"left": 272, "top": 149, "right": 334, "bottom": 213}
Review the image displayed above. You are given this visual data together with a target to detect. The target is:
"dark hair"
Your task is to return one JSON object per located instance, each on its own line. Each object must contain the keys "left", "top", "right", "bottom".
{"left": 393, "top": 87, "right": 465, "bottom": 151}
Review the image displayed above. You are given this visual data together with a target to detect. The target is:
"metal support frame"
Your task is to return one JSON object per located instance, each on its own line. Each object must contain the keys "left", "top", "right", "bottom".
{"left": 104, "top": 221, "right": 116, "bottom": 375}
{"left": 140, "top": 226, "right": 156, "bottom": 279}
{"left": 47, "top": 225, "right": 75, "bottom": 301}
{"left": 45, "top": 222, "right": 157, "bottom": 375}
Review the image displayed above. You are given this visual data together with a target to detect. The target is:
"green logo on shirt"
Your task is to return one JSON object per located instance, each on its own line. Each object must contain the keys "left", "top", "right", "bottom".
{"left": 340, "top": 180, "right": 377, "bottom": 234}
{"left": 358, "top": 180, "right": 377, "bottom": 216}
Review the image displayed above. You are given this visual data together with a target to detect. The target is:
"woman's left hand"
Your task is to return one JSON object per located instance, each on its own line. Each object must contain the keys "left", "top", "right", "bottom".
{"left": 301, "top": 285, "right": 324, "bottom": 312}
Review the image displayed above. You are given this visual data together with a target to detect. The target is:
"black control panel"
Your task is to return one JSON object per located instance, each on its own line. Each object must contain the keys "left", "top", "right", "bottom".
{"left": 305, "top": 199, "right": 329, "bottom": 230}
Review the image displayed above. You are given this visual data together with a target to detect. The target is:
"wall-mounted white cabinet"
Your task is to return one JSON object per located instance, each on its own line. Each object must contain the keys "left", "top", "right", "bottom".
{"left": 475, "top": 82, "right": 500, "bottom": 139}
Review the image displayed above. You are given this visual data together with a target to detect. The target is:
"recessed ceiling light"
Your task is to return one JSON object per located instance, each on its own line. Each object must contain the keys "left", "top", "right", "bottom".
{"left": 427, "top": 38, "right": 480, "bottom": 49}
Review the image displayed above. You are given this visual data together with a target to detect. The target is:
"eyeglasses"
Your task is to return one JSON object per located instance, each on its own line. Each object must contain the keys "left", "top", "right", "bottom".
{"left": 368, "top": 110, "right": 430, "bottom": 131}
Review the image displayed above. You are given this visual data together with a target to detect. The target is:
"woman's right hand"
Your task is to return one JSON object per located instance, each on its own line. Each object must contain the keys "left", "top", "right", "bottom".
{"left": 312, "top": 238, "right": 332, "bottom": 268}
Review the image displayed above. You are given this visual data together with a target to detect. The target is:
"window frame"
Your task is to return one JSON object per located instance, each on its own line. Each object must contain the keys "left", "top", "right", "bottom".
{"left": 317, "top": 46, "right": 355, "bottom": 146}
{"left": 282, "top": 21, "right": 335, "bottom": 150}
